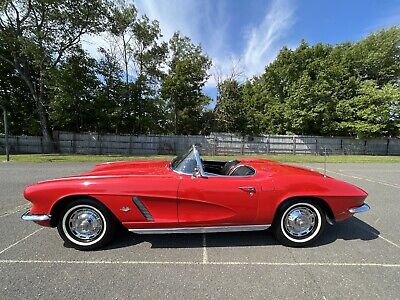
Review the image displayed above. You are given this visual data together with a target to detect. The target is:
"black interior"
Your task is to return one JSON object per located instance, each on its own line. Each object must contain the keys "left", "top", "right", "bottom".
{"left": 202, "top": 160, "right": 255, "bottom": 176}
{"left": 230, "top": 165, "right": 255, "bottom": 176}
{"left": 202, "top": 160, "right": 227, "bottom": 174}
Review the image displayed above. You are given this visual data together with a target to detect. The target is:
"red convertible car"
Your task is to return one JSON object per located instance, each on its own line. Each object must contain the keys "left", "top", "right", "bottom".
{"left": 22, "top": 145, "right": 369, "bottom": 250}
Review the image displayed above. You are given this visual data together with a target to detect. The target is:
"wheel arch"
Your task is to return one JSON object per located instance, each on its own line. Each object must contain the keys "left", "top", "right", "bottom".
{"left": 50, "top": 194, "right": 115, "bottom": 227}
{"left": 273, "top": 196, "right": 335, "bottom": 225}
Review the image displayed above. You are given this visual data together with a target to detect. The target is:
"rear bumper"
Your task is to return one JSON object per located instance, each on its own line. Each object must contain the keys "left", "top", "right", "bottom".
{"left": 21, "top": 210, "right": 51, "bottom": 221}
{"left": 349, "top": 203, "right": 370, "bottom": 214}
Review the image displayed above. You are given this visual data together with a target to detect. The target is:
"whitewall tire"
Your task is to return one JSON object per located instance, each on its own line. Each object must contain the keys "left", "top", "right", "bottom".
{"left": 57, "top": 198, "right": 116, "bottom": 251}
{"left": 272, "top": 200, "right": 326, "bottom": 247}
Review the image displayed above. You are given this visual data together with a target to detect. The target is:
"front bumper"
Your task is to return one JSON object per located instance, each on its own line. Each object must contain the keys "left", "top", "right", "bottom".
{"left": 21, "top": 210, "right": 51, "bottom": 221}
{"left": 349, "top": 203, "right": 370, "bottom": 214}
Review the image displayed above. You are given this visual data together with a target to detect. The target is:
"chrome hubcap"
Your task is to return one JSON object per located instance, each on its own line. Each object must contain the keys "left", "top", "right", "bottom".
{"left": 68, "top": 208, "right": 103, "bottom": 241}
{"left": 284, "top": 207, "right": 316, "bottom": 237}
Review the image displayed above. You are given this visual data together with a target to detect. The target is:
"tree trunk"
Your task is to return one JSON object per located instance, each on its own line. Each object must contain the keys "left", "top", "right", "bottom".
{"left": 32, "top": 92, "right": 54, "bottom": 152}
{"left": 8, "top": 53, "right": 55, "bottom": 152}
{"left": 18, "top": 68, "right": 54, "bottom": 152}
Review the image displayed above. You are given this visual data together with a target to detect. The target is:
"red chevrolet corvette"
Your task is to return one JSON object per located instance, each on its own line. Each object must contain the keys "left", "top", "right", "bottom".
{"left": 22, "top": 145, "right": 369, "bottom": 250}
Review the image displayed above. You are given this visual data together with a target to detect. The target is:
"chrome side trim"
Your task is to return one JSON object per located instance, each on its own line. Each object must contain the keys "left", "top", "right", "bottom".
{"left": 349, "top": 203, "right": 370, "bottom": 214}
{"left": 129, "top": 224, "right": 270, "bottom": 234}
{"left": 21, "top": 211, "right": 51, "bottom": 221}
{"left": 132, "top": 197, "right": 154, "bottom": 221}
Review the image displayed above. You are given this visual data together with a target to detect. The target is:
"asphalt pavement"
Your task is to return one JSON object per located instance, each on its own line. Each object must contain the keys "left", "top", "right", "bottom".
{"left": 0, "top": 161, "right": 399, "bottom": 299}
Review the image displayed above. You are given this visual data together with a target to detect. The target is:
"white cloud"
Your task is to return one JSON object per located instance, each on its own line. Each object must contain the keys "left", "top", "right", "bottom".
{"left": 135, "top": 0, "right": 203, "bottom": 43}
{"left": 242, "top": 0, "right": 295, "bottom": 76}
{"left": 82, "top": 0, "right": 295, "bottom": 88}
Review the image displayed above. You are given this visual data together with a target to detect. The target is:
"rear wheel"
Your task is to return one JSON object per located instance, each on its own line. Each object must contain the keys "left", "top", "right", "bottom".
{"left": 272, "top": 199, "right": 326, "bottom": 247}
{"left": 57, "top": 199, "right": 116, "bottom": 251}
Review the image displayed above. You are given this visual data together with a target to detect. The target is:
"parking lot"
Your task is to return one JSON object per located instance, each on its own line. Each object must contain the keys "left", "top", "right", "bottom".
{"left": 0, "top": 162, "right": 399, "bottom": 299}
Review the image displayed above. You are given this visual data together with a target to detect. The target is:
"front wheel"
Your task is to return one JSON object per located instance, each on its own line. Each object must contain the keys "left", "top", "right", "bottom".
{"left": 272, "top": 200, "right": 326, "bottom": 247}
{"left": 57, "top": 199, "right": 116, "bottom": 251}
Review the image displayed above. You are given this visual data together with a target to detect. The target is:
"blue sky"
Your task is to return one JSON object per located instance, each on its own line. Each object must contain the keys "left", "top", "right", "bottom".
{"left": 84, "top": 0, "right": 400, "bottom": 101}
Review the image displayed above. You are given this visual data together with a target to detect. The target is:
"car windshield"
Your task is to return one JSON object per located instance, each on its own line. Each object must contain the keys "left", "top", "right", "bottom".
{"left": 170, "top": 147, "right": 198, "bottom": 174}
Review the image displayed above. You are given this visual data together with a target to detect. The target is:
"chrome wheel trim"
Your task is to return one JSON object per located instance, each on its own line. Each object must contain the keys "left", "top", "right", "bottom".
{"left": 284, "top": 207, "right": 316, "bottom": 237}
{"left": 68, "top": 208, "right": 103, "bottom": 240}
{"left": 280, "top": 203, "right": 322, "bottom": 243}
{"left": 62, "top": 205, "right": 107, "bottom": 246}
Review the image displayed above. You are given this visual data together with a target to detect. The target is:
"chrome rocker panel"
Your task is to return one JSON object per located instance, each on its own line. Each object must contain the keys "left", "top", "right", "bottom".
{"left": 129, "top": 224, "right": 270, "bottom": 234}
{"left": 21, "top": 211, "right": 51, "bottom": 221}
{"left": 349, "top": 204, "right": 370, "bottom": 214}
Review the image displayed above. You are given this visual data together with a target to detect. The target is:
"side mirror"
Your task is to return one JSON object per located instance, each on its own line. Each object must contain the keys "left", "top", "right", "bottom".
{"left": 193, "top": 167, "right": 201, "bottom": 178}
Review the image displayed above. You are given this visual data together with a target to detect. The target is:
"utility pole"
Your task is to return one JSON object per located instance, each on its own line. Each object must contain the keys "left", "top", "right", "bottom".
{"left": 0, "top": 105, "right": 9, "bottom": 161}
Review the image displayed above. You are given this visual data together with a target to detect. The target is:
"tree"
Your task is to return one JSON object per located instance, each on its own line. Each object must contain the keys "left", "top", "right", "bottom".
{"left": 240, "top": 27, "right": 400, "bottom": 137}
{"left": 336, "top": 80, "right": 400, "bottom": 137}
{"left": 213, "top": 79, "right": 246, "bottom": 133}
{"left": 105, "top": 3, "right": 167, "bottom": 133}
{"left": 350, "top": 27, "right": 400, "bottom": 86}
{"left": 48, "top": 48, "right": 101, "bottom": 133}
{"left": 108, "top": 0, "right": 137, "bottom": 88}
{"left": 0, "top": 0, "right": 108, "bottom": 149}
{"left": 96, "top": 48, "right": 125, "bottom": 133}
{"left": 161, "top": 32, "right": 211, "bottom": 134}
{"left": 0, "top": 40, "right": 38, "bottom": 135}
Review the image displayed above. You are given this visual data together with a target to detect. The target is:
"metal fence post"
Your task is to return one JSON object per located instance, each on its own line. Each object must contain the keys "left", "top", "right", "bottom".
{"left": 0, "top": 105, "right": 9, "bottom": 161}
{"left": 293, "top": 136, "right": 296, "bottom": 155}
{"left": 99, "top": 134, "right": 102, "bottom": 155}
{"left": 129, "top": 135, "right": 133, "bottom": 155}
{"left": 386, "top": 138, "right": 390, "bottom": 155}
{"left": 16, "top": 136, "right": 19, "bottom": 153}
{"left": 340, "top": 139, "right": 343, "bottom": 155}
{"left": 213, "top": 135, "right": 217, "bottom": 156}
{"left": 364, "top": 140, "right": 367, "bottom": 155}
{"left": 40, "top": 137, "right": 44, "bottom": 154}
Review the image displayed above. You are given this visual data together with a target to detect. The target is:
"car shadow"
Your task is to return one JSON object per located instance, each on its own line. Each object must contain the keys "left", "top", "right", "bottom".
{"left": 98, "top": 216, "right": 379, "bottom": 251}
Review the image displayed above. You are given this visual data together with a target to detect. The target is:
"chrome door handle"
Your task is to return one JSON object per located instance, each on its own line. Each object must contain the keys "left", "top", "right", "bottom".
{"left": 239, "top": 187, "right": 256, "bottom": 195}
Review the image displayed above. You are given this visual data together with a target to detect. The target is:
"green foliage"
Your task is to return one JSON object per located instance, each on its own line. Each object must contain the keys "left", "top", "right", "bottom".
{"left": 0, "top": 1, "right": 399, "bottom": 139}
{"left": 336, "top": 80, "right": 400, "bottom": 137}
{"left": 49, "top": 49, "right": 102, "bottom": 133}
{"left": 161, "top": 33, "right": 211, "bottom": 134}
{"left": 214, "top": 79, "right": 246, "bottom": 133}
{"left": 0, "top": 0, "right": 109, "bottom": 144}
{"left": 222, "top": 27, "right": 400, "bottom": 138}
{"left": 103, "top": 1, "right": 168, "bottom": 134}
{"left": 0, "top": 43, "right": 40, "bottom": 135}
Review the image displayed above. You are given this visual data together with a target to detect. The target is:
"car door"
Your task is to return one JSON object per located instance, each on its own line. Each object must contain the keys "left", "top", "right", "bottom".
{"left": 96, "top": 175, "right": 181, "bottom": 228}
{"left": 177, "top": 174, "right": 261, "bottom": 226}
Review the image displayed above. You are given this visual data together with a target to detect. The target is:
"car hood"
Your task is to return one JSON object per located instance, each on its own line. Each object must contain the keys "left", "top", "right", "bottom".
{"left": 80, "top": 160, "right": 172, "bottom": 176}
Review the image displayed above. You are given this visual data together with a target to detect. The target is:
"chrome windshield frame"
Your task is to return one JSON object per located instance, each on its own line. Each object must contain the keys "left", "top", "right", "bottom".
{"left": 192, "top": 145, "right": 207, "bottom": 178}
{"left": 170, "top": 145, "right": 206, "bottom": 177}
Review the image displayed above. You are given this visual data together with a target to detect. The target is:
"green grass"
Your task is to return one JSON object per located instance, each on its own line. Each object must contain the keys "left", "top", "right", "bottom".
{"left": 4, "top": 153, "right": 400, "bottom": 163}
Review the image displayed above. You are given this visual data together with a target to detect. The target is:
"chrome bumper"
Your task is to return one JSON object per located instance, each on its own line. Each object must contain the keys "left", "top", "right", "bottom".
{"left": 349, "top": 204, "right": 370, "bottom": 214}
{"left": 21, "top": 210, "right": 51, "bottom": 221}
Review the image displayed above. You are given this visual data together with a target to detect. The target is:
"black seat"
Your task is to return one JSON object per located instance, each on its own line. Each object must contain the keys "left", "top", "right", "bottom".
{"left": 220, "top": 160, "right": 240, "bottom": 175}
{"left": 230, "top": 165, "right": 255, "bottom": 176}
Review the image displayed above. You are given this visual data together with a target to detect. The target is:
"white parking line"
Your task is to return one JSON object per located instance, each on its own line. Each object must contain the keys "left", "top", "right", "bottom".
{"left": 0, "top": 259, "right": 398, "bottom": 268}
{"left": 202, "top": 233, "right": 208, "bottom": 264}
{"left": 0, "top": 228, "right": 43, "bottom": 256}
{"left": 377, "top": 235, "right": 400, "bottom": 249}
{"left": 0, "top": 203, "right": 30, "bottom": 219}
